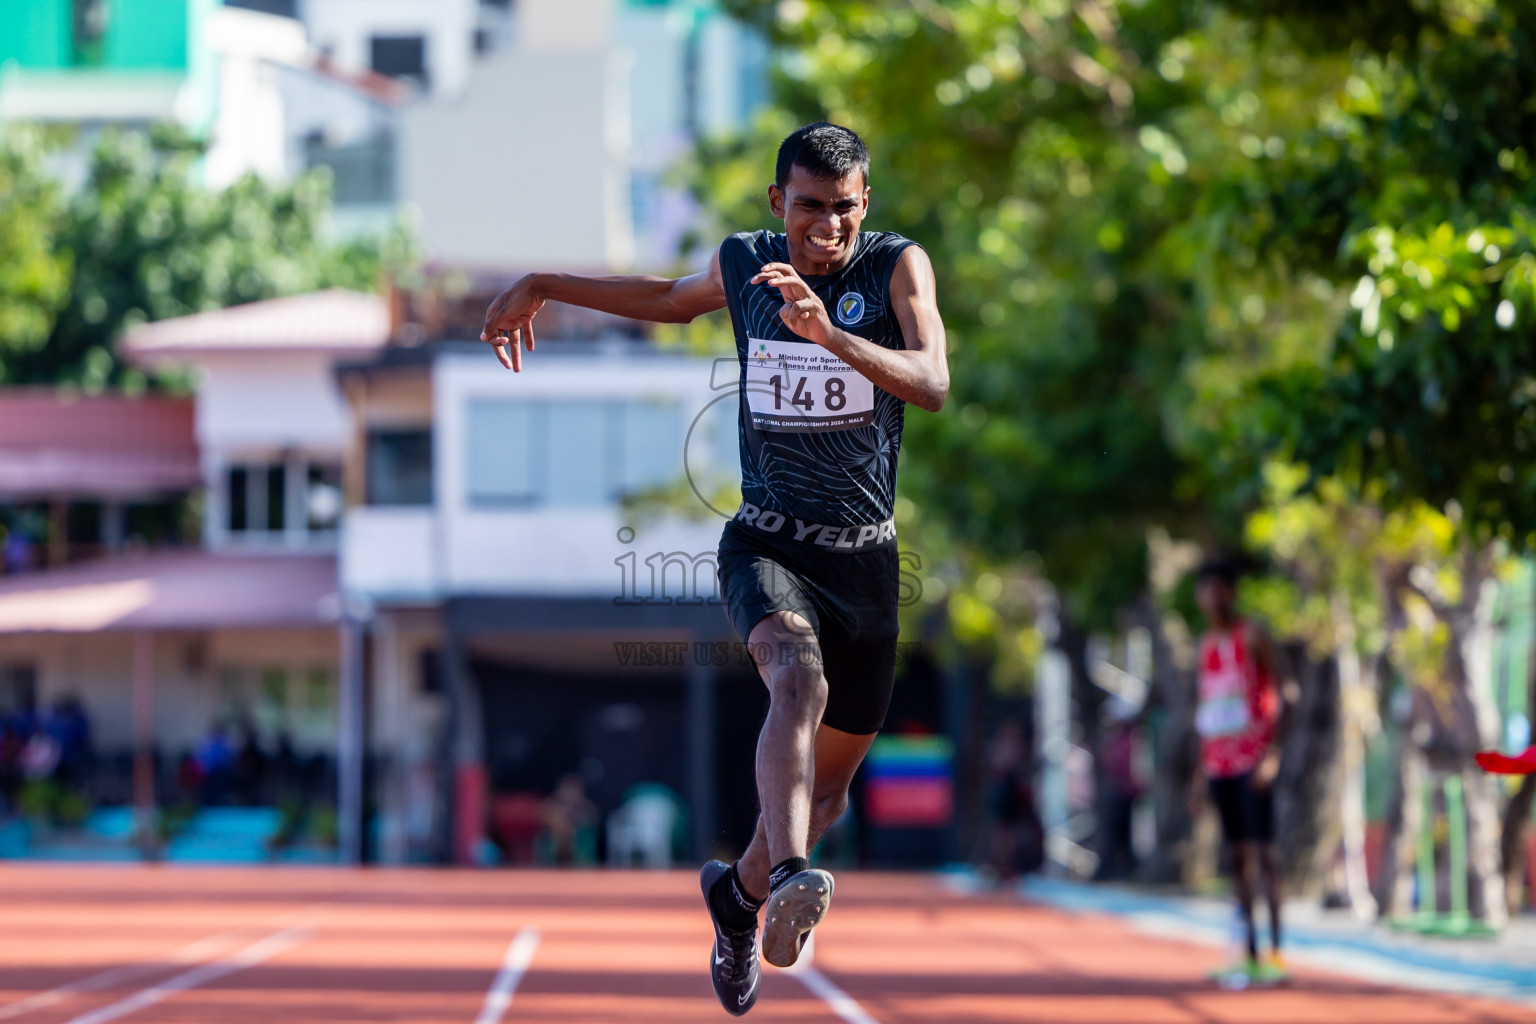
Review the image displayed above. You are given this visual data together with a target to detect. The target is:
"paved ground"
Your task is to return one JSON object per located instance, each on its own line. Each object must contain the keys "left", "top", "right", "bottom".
{"left": 1017, "top": 875, "right": 1536, "bottom": 1006}
{"left": 0, "top": 866, "right": 1531, "bottom": 1023}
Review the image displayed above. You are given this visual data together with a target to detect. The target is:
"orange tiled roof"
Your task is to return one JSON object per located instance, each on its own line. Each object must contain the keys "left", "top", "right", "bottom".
{"left": 121, "top": 289, "right": 390, "bottom": 358}
{"left": 0, "top": 391, "right": 198, "bottom": 498}
{"left": 0, "top": 551, "right": 339, "bottom": 632}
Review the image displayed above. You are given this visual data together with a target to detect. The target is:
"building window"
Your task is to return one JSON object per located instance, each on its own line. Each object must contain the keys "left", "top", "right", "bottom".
{"left": 266, "top": 464, "right": 287, "bottom": 536}
{"left": 466, "top": 399, "right": 683, "bottom": 509}
{"left": 256, "top": 667, "right": 289, "bottom": 738}
{"left": 71, "top": 0, "right": 109, "bottom": 67}
{"left": 547, "top": 401, "right": 608, "bottom": 506}
{"left": 617, "top": 400, "right": 684, "bottom": 495}
{"left": 367, "top": 430, "right": 434, "bottom": 506}
{"left": 0, "top": 664, "right": 37, "bottom": 718}
{"left": 124, "top": 500, "right": 187, "bottom": 548}
{"left": 224, "top": 0, "right": 298, "bottom": 16}
{"left": 467, "top": 402, "right": 539, "bottom": 505}
{"left": 304, "top": 131, "right": 396, "bottom": 206}
{"left": 370, "top": 35, "right": 428, "bottom": 87}
{"left": 228, "top": 468, "right": 249, "bottom": 532}
{"left": 306, "top": 465, "right": 344, "bottom": 532}
{"left": 226, "top": 459, "right": 342, "bottom": 534}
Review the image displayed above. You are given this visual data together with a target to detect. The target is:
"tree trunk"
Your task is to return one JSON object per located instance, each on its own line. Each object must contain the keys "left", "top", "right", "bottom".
{"left": 1375, "top": 718, "right": 1427, "bottom": 918}
{"left": 1334, "top": 594, "right": 1379, "bottom": 917}
{"left": 1058, "top": 616, "right": 1102, "bottom": 876}
{"left": 1500, "top": 634, "right": 1536, "bottom": 912}
{"left": 1465, "top": 764, "right": 1508, "bottom": 925}
{"left": 1132, "top": 598, "right": 1196, "bottom": 885}
{"left": 1449, "top": 563, "right": 1507, "bottom": 927}
{"left": 1501, "top": 775, "right": 1536, "bottom": 912}
{"left": 1276, "top": 644, "right": 1343, "bottom": 899}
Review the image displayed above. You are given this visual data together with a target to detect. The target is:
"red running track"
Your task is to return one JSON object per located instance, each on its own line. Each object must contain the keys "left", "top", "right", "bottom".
{"left": 0, "top": 866, "right": 1528, "bottom": 1024}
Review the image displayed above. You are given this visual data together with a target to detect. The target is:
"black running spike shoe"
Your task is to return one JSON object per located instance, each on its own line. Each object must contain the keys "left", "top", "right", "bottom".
{"left": 761, "top": 868, "right": 834, "bottom": 969}
{"left": 701, "top": 860, "right": 761, "bottom": 1016}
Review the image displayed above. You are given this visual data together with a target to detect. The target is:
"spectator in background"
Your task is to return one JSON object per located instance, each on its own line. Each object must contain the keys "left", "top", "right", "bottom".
{"left": 195, "top": 724, "right": 235, "bottom": 806}
{"left": 3, "top": 524, "right": 35, "bottom": 575}
{"left": 1097, "top": 697, "right": 1144, "bottom": 880}
{"left": 234, "top": 724, "right": 268, "bottom": 805}
{"left": 543, "top": 773, "right": 599, "bottom": 866}
{"left": 175, "top": 752, "right": 202, "bottom": 803}
{"left": 1189, "top": 558, "right": 1290, "bottom": 985}
{"left": 271, "top": 732, "right": 299, "bottom": 802}
{"left": 983, "top": 717, "right": 1039, "bottom": 884}
{"left": 19, "top": 729, "right": 60, "bottom": 782}
{"left": 48, "top": 697, "right": 93, "bottom": 788}
{"left": 0, "top": 717, "right": 24, "bottom": 809}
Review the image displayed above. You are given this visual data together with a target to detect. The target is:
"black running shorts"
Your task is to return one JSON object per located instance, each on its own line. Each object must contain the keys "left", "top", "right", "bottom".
{"left": 717, "top": 516, "right": 901, "bottom": 736}
{"left": 1208, "top": 771, "right": 1274, "bottom": 845}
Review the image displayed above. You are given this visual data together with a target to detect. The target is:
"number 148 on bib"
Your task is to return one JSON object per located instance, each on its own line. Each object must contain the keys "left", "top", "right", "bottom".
{"left": 744, "top": 337, "right": 876, "bottom": 433}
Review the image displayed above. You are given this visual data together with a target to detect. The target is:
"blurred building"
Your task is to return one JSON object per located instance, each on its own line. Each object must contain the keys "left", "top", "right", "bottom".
{"left": 0, "top": 0, "right": 768, "bottom": 260}
{"left": 0, "top": 0, "right": 773, "bottom": 866}
{"left": 0, "top": 287, "right": 744, "bottom": 865}
{"left": 0, "top": 0, "right": 407, "bottom": 234}
{"left": 335, "top": 331, "right": 741, "bottom": 865}
{"left": 398, "top": 0, "right": 768, "bottom": 275}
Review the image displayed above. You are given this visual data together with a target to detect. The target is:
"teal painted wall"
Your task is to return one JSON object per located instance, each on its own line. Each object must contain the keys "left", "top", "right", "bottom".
{"left": 0, "top": 0, "right": 206, "bottom": 71}
{"left": 0, "top": 0, "right": 72, "bottom": 68}
{"left": 106, "top": 0, "right": 191, "bottom": 70}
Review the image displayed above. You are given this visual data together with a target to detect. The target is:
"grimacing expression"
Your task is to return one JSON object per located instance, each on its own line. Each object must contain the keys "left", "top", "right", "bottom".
{"left": 769, "top": 165, "right": 869, "bottom": 273}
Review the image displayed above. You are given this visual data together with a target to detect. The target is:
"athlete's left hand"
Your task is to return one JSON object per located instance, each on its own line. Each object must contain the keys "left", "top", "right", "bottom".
{"left": 1252, "top": 748, "right": 1280, "bottom": 791}
{"left": 751, "top": 263, "right": 837, "bottom": 347}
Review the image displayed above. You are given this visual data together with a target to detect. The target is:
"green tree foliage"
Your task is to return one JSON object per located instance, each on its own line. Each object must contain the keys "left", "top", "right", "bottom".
{"left": 0, "top": 124, "right": 415, "bottom": 391}
{"left": 706, "top": 0, "right": 1224, "bottom": 629}
{"left": 699, "top": 1, "right": 1536, "bottom": 612}
{"left": 1219, "top": 2, "right": 1536, "bottom": 539}
{"left": 0, "top": 128, "right": 70, "bottom": 381}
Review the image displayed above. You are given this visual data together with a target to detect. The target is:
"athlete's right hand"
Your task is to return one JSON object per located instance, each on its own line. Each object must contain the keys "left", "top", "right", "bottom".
{"left": 480, "top": 275, "right": 546, "bottom": 371}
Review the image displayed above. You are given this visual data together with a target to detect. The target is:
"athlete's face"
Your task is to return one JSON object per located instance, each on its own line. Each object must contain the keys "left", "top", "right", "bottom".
{"left": 1196, "top": 577, "right": 1236, "bottom": 628}
{"left": 769, "top": 165, "right": 869, "bottom": 275}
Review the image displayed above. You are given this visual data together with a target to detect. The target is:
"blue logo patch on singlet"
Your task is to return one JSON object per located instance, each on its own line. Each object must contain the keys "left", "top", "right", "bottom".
{"left": 836, "top": 292, "right": 865, "bottom": 325}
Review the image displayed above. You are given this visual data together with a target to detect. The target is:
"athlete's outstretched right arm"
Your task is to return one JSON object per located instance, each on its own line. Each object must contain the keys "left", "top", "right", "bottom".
{"left": 478, "top": 248, "right": 727, "bottom": 370}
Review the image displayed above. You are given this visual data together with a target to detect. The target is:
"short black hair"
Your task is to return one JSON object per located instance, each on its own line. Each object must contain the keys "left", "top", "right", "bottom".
{"left": 1195, "top": 556, "right": 1243, "bottom": 587}
{"left": 775, "top": 122, "right": 870, "bottom": 191}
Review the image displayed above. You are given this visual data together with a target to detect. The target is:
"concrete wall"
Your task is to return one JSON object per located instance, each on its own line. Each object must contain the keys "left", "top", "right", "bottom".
{"left": 303, "top": 0, "right": 476, "bottom": 99}
{"left": 399, "top": 11, "right": 633, "bottom": 271}
{"left": 194, "top": 351, "right": 352, "bottom": 452}
{"left": 340, "top": 348, "right": 731, "bottom": 601}
{"left": 191, "top": 350, "right": 352, "bottom": 550}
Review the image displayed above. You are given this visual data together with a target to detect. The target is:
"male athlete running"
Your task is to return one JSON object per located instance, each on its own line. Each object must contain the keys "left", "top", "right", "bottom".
{"left": 480, "top": 123, "right": 948, "bottom": 1016}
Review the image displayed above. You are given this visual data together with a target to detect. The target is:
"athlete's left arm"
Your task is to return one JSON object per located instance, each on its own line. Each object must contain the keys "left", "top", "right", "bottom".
{"left": 1250, "top": 624, "right": 1291, "bottom": 790}
{"left": 753, "top": 247, "right": 949, "bottom": 412}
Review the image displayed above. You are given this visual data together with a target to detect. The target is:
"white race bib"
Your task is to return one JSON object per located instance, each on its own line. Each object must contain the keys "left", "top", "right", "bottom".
{"left": 1195, "top": 696, "right": 1252, "bottom": 739}
{"left": 1196, "top": 649, "right": 1253, "bottom": 739}
{"left": 744, "top": 337, "right": 875, "bottom": 433}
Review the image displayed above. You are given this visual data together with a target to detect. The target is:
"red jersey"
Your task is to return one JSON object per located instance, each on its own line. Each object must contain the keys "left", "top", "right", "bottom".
{"left": 1196, "top": 623, "right": 1279, "bottom": 778}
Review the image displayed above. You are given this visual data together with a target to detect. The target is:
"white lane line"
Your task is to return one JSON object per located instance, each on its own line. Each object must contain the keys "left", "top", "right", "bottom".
{"left": 791, "top": 966, "right": 884, "bottom": 1024}
{"left": 786, "top": 937, "right": 884, "bottom": 1024}
{"left": 473, "top": 929, "right": 542, "bottom": 1024}
{"left": 61, "top": 926, "right": 311, "bottom": 1024}
{"left": 0, "top": 899, "right": 330, "bottom": 1021}
{"left": 0, "top": 931, "right": 245, "bottom": 1021}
